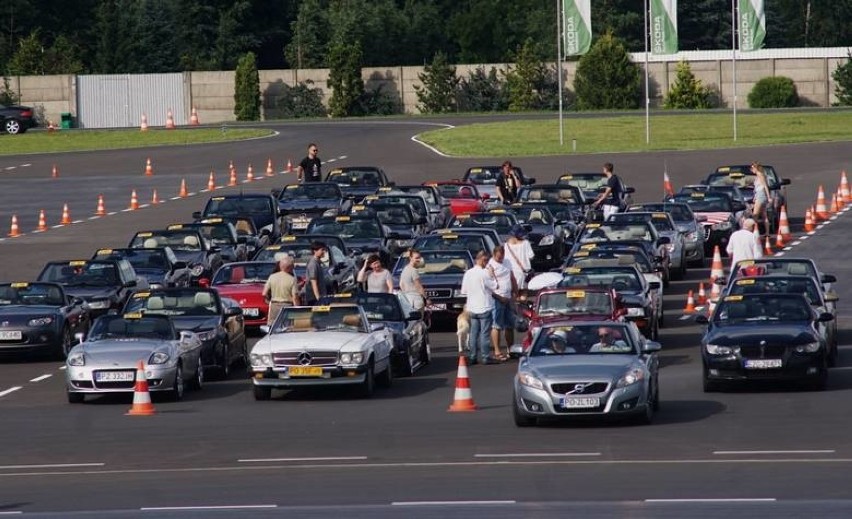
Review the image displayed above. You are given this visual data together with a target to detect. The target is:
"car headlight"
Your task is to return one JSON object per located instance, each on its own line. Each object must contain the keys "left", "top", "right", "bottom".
{"left": 250, "top": 353, "right": 272, "bottom": 367}
{"left": 795, "top": 342, "right": 821, "bottom": 353}
{"left": 190, "top": 264, "right": 205, "bottom": 277}
{"left": 705, "top": 343, "right": 733, "bottom": 355}
{"left": 149, "top": 352, "right": 170, "bottom": 364}
{"left": 322, "top": 209, "right": 338, "bottom": 217}
{"left": 539, "top": 234, "right": 555, "bottom": 246}
{"left": 67, "top": 352, "right": 85, "bottom": 366}
{"left": 616, "top": 367, "right": 645, "bottom": 388}
{"left": 28, "top": 316, "right": 54, "bottom": 327}
{"left": 517, "top": 372, "right": 544, "bottom": 390}
{"left": 149, "top": 283, "right": 164, "bottom": 290}
{"left": 86, "top": 300, "right": 111, "bottom": 310}
{"left": 712, "top": 221, "right": 732, "bottom": 231}
{"left": 340, "top": 352, "right": 365, "bottom": 364}
{"left": 626, "top": 307, "right": 645, "bottom": 317}
{"left": 453, "top": 289, "right": 464, "bottom": 298}
{"left": 684, "top": 231, "right": 699, "bottom": 242}
{"left": 195, "top": 329, "right": 218, "bottom": 342}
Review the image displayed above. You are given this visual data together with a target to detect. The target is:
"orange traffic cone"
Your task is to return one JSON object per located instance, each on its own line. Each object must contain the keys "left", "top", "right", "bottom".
{"left": 36, "top": 210, "right": 47, "bottom": 232}
{"left": 841, "top": 170, "right": 851, "bottom": 203}
{"left": 47, "top": 120, "right": 56, "bottom": 133}
{"left": 764, "top": 236, "right": 773, "bottom": 256}
{"left": 709, "top": 278, "right": 721, "bottom": 302}
{"left": 697, "top": 282, "right": 707, "bottom": 305}
{"left": 775, "top": 227, "right": 785, "bottom": 249}
{"left": 151, "top": 189, "right": 160, "bottom": 205}
{"left": 246, "top": 164, "right": 254, "bottom": 182}
{"left": 190, "top": 107, "right": 199, "bottom": 126}
{"left": 207, "top": 171, "right": 216, "bottom": 191}
{"left": 683, "top": 290, "right": 696, "bottom": 313}
{"left": 836, "top": 186, "right": 845, "bottom": 210}
{"left": 830, "top": 193, "right": 840, "bottom": 214}
{"left": 663, "top": 171, "right": 674, "bottom": 197}
{"left": 8, "top": 215, "right": 21, "bottom": 237}
{"left": 60, "top": 204, "right": 71, "bottom": 225}
{"left": 815, "top": 185, "right": 829, "bottom": 220}
{"left": 266, "top": 158, "right": 274, "bottom": 177}
{"left": 179, "top": 179, "right": 188, "bottom": 198}
{"left": 286, "top": 158, "right": 293, "bottom": 173}
{"left": 129, "top": 189, "right": 139, "bottom": 210}
{"left": 96, "top": 194, "right": 106, "bottom": 216}
{"left": 51, "top": 164, "right": 59, "bottom": 178}
{"left": 126, "top": 361, "right": 156, "bottom": 416}
{"left": 140, "top": 113, "right": 148, "bottom": 132}
{"left": 804, "top": 207, "right": 815, "bottom": 232}
{"left": 447, "top": 356, "right": 477, "bottom": 412}
{"left": 165, "top": 109, "right": 176, "bottom": 129}
{"left": 145, "top": 158, "right": 153, "bottom": 176}
{"left": 778, "top": 206, "right": 791, "bottom": 241}
{"left": 228, "top": 166, "right": 237, "bottom": 186}
{"left": 709, "top": 246, "right": 724, "bottom": 281}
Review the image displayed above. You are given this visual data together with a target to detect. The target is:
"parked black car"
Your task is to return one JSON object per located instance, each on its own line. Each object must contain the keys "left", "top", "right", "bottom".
{"left": 128, "top": 228, "right": 224, "bottom": 286}
{"left": 325, "top": 166, "right": 393, "bottom": 201}
{"left": 0, "top": 104, "right": 36, "bottom": 134}
{"left": 272, "top": 182, "right": 351, "bottom": 233}
{"left": 194, "top": 194, "right": 283, "bottom": 243}
{"left": 36, "top": 259, "right": 147, "bottom": 317}
{"left": 92, "top": 247, "right": 191, "bottom": 289}
{"left": 306, "top": 215, "right": 402, "bottom": 266}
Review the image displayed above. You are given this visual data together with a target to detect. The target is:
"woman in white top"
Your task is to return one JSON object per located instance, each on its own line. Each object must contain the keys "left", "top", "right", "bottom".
{"left": 750, "top": 162, "right": 771, "bottom": 236}
{"left": 504, "top": 224, "right": 535, "bottom": 290}
{"left": 357, "top": 254, "right": 394, "bottom": 293}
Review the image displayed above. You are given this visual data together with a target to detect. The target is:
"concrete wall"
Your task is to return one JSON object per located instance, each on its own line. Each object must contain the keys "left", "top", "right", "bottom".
{"left": 10, "top": 48, "right": 851, "bottom": 126}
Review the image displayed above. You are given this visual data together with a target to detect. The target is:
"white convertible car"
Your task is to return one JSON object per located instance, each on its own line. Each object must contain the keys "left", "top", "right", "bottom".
{"left": 250, "top": 304, "right": 393, "bottom": 400}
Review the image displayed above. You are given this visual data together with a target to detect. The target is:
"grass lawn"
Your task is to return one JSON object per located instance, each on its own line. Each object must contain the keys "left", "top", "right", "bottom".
{"left": 0, "top": 127, "right": 274, "bottom": 155}
{"left": 417, "top": 111, "right": 852, "bottom": 156}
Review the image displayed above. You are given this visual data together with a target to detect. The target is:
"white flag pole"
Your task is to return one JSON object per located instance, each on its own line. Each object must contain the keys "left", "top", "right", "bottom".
{"left": 644, "top": 0, "right": 650, "bottom": 145}
{"left": 557, "top": 0, "right": 564, "bottom": 146}
{"left": 732, "top": 0, "right": 738, "bottom": 141}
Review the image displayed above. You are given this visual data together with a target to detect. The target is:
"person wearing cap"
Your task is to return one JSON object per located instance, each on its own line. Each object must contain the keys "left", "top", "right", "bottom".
{"left": 505, "top": 224, "right": 535, "bottom": 290}
{"left": 726, "top": 218, "right": 763, "bottom": 271}
{"left": 461, "top": 250, "right": 499, "bottom": 365}
{"left": 304, "top": 241, "right": 328, "bottom": 304}
{"left": 262, "top": 254, "right": 300, "bottom": 325}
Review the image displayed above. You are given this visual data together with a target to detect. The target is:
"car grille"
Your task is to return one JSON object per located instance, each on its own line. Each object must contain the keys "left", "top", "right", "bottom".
{"left": 550, "top": 382, "right": 609, "bottom": 395}
{"left": 425, "top": 289, "right": 452, "bottom": 299}
{"left": 739, "top": 344, "right": 787, "bottom": 358}
{"left": 273, "top": 351, "right": 339, "bottom": 367}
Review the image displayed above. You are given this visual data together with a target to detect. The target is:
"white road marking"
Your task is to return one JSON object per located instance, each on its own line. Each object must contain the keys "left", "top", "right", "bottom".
{"left": 714, "top": 450, "right": 835, "bottom": 455}
{"left": 775, "top": 251, "right": 785, "bottom": 257}
{"left": 29, "top": 374, "right": 52, "bottom": 383}
{"left": 326, "top": 158, "right": 336, "bottom": 163}
{"left": 0, "top": 462, "right": 105, "bottom": 470}
{"left": 139, "top": 203, "right": 149, "bottom": 209}
{"left": 58, "top": 365, "right": 67, "bottom": 370}
{"left": 791, "top": 240, "right": 801, "bottom": 246}
{"left": 121, "top": 208, "right": 132, "bottom": 212}
{"left": 107, "top": 211, "right": 117, "bottom": 216}
{"left": 141, "top": 505, "right": 277, "bottom": 511}
{"left": 5, "top": 166, "right": 15, "bottom": 170}
{"left": 51, "top": 224, "right": 64, "bottom": 229}
{"left": 474, "top": 452, "right": 600, "bottom": 458}
{"left": 679, "top": 315, "right": 692, "bottom": 320}
{"left": 392, "top": 501, "right": 516, "bottom": 506}
{"left": 0, "top": 387, "right": 22, "bottom": 398}
{"left": 339, "top": 155, "right": 348, "bottom": 159}
{"left": 0, "top": 512, "right": 23, "bottom": 515}
{"left": 21, "top": 164, "right": 31, "bottom": 167}
{"left": 72, "top": 219, "right": 83, "bottom": 224}
{"left": 88, "top": 216, "right": 100, "bottom": 220}
{"left": 170, "top": 196, "right": 181, "bottom": 201}
{"left": 238, "top": 456, "right": 368, "bottom": 463}
{"left": 645, "top": 498, "right": 776, "bottom": 503}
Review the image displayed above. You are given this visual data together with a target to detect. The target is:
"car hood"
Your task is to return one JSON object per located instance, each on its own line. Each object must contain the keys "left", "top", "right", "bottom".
{"left": 705, "top": 323, "right": 818, "bottom": 346}
{"left": 61, "top": 286, "right": 117, "bottom": 300}
{"left": 619, "top": 293, "right": 648, "bottom": 305}
{"left": 171, "top": 250, "right": 207, "bottom": 265}
{"left": 77, "top": 339, "right": 170, "bottom": 364}
{"left": 254, "top": 331, "right": 368, "bottom": 353}
{"left": 132, "top": 268, "right": 167, "bottom": 283}
{"left": 169, "top": 316, "right": 220, "bottom": 333}
{"left": 344, "top": 238, "right": 385, "bottom": 252}
{"left": 279, "top": 200, "right": 339, "bottom": 212}
{"left": 214, "top": 283, "right": 266, "bottom": 299}
{"left": 676, "top": 223, "right": 697, "bottom": 233}
{"left": 0, "top": 305, "right": 59, "bottom": 321}
{"left": 524, "top": 355, "right": 637, "bottom": 379}
{"left": 695, "top": 212, "right": 733, "bottom": 225}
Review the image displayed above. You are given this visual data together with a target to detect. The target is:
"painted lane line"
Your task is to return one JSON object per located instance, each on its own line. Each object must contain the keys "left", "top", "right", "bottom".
{"left": 21, "top": 164, "right": 31, "bottom": 167}
{"left": 107, "top": 211, "right": 117, "bottom": 216}
{"left": 4, "top": 166, "right": 15, "bottom": 170}
{"left": 645, "top": 498, "right": 776, "bottom": 503}
{"left": 0, "top": 512, "right": 23, "bottom": 515}
{"left": 791, "top": 240, "right": 801, "bottom": 246}
{"left": 0, "top": 387, "right": 22, "bottom": 398}
{"left": 141, "top": 505, "right": 277, "bottom": 511}
{"left": 238, "top": 456, "right": 368, "bottom": 463}
{"left": 139, "top": 203, "right": 150, "bottom": 209}
{"left": 392, "top": 501, "right": 516, "bottom": 507}
{"left": 714, "top": 450, "right": 835, "bottom": 455}
{"left": 170, "top": 196, "right": 181, "bottom": 201}
{"left": 326, "top": 158, "right": 337, "bottom": 163}
{"left": 51, "top": 224, "right": 64, "bottom": 229}
{"left": 339, "top": 155, "right": 348, "bottom": 159}
{"left": 121, "top": 208, "right": 133, "bottom": 212}
{"left": 29, "top": 374, "right": 52, "bottom": 383}
{"left": 775, "top": 252, "right": 785, "bottom": 257}
{"left": 0, "top": 462, "right": 105, "bottom": 470}
{"left": 679, "top": 315, "right": 692, "bottom": 320}
{"left": 87, "top": 216, "right": 100, "bottom": 220}
{"left": 58, "top": 365, "right": 67, "bottom": 370}
{"left": 474, "top": 452, "right": 600, "bottom": 458}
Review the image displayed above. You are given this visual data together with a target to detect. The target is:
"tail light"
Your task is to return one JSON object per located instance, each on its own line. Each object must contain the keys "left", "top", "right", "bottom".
{"left": 20, "top": 110, "right": 33, "bottom": 117}
{"left": 198, "top": 278, "right": 210, "bottom": 288}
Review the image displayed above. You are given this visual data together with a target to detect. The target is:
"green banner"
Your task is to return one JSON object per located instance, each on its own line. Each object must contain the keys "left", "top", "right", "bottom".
{"left": 650, "top": 0, "right": 678, "bottom": 55}
{"left": 563, "top": 0, "right": 591, "bottom": 56}
{"left": 738, "top": 0, "right": 766, "bottom": 52}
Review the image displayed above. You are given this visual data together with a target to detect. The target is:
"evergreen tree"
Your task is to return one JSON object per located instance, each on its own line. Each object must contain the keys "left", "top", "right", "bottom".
{"left": 234, "top": 51, "right": 261, "bottom": 121}
{"left": 594, "top": 0, "right": 643, "bottom": 51}
{"left": 664, "top": 61, "right": 712, "bottom": 109}
{"left": 284, "top": 0, "right": 328, "bottom": 69}
{"left": 214, "top": 1, "right": 260, "bottom": 70}
{"left": 44, "top": 35, "right": 84, "bottom": 74}
{"left": 7, "top": 30, "right": 44, "bottom": 75}
{"left": 679, "top": 0, "right": 731, "bottom": 50}
{"left": 326, "top": 40, "right": 364, "bottom": 117}
{"left": 504, "top": 38, "right": 548, "bottom": 112}
{"left": 832, "top": 52, "right": 852, "bottom": 106}
{"left": 174, "top": 0, "right": 220, "bottom": 70}
{"left": 132, "top": 0, "right": 179, "bottom": 73}
{"left": 414, "top": 51, "right": 458, "bottom": 113}
{"left": 574, "top": 32, "right": 642, "bottom": 110}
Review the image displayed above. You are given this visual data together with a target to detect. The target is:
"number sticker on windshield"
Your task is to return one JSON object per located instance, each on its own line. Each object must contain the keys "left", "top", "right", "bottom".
{"left": 566, "top": 290, "right": 586, "bottom": 298}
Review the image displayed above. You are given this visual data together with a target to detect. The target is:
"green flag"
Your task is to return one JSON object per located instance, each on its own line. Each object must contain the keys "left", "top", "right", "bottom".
{"left": 563, "top": 0, "right": 591, "bottom": 56}
{"left": 650, "top": 0, "right": 678, "bottom": 55}
{"left": 738, "top": 0, "right": 766, "bottom": 52}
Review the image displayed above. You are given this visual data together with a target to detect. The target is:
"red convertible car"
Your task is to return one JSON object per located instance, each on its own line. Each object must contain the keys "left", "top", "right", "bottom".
{"left": 211, "top": 261, "right": 278, "bottom": 330}
{"left": 423, "top": 180, "right": 487, "bottom": 217}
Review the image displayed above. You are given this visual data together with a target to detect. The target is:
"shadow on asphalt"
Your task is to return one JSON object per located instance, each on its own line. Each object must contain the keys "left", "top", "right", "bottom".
{"left": 656, "top": 330, "right": 701, "bottom": 351}
{"left": 658, "top": 354, "right": 691, "bottom": 368}
{"left": 534, "top": 399, "right": 726, "bottom": 428}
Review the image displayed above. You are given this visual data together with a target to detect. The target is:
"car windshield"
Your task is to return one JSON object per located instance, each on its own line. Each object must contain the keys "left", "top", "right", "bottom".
{"left": 434, "top": 183, "right": 479, "bottom": 200}
{"left": 185, "top": 224, "right": 235, "bottom": 245}
{"left": 205, "top": 197, "right": 272, "bottom": 217}
{"left": 0, "top": 283, "right": 65, "bottom": 306}
{"left": 732, "top": 260, "right": 818, "bottom": 280}
{"left": 327, "top": 169, "right": 381, "bottom": 187}
{"left": 212, "top": 262, "right": 278, "bottom": 285}
{"left": 88, "top": 316, "right": 176, "bottom": 341}
{"left": 567, "top": 252, "right": 652, "bottom": 273}
{"left": 537, "top": 290, "right": 613, "bottom": 316}
{"left": 279, "top": 183, "right": 341, "bottom": 200}
{"left": 397, "top": 186, "right": 439, "bottom": 207}
{"left": 414, "top": 235, "right": 485, "bottom": 254}
{"left": 130, "top": 230, "right": 205, "bottom": 251}
{"left": 395, "top": 251, "right": 472, "bottom": 276}
{"left": 466, "top": 167, "right": 505, "bottom": 185}
{"left": 39, "top": 261, "right": 118, "bottom": 287}
{"left": 449, "top": 214, "right": 515, "bottom": 235}
{"left": 629, "top": 204, "right": 693, "bottom": 223}
{"left": 510, "top": 206, "right": 553, "bottom": 225}
{"left": 612, "top": 213, "right": 675, "bottom": 232}
{"left": 367, "top": 197, "right": 428, "bottom": 220}
{"left": 560, "top": 268, "right": 642, "bottom": 292}
{"left": 352, "top": 294, "right": 404, "bottom": 321}
{"left": 728, "top": 277, "right": 822, "bottom": 305}
{"left": 367, "top": 205, "right": 415, "bottom": 225}
{"left": 272, "top": 306, "right": 366, "bottom": 333}
{"left": 671, "top": 194, "right": 731, "bottom": 212}
{"left": 530, "top": 324, "right": 635, "bottom": 356}
{"left": 557, "top": 173, "right": 608, "bottom": 196}
{"left": 306, "top": 218, "right": 382, "bottom": 239}
{"left": 520, "top": 187, "right": 582, "bottom": 204}
{"left": 124, "top": 289, "right": 220, "bottom": 317}
{"left": 96, "top": 249, "right": 168, "bottom": 272}
{"left": 715, "top": 295, "right": 813, "bottom": 322}
{"left": 579, "top": 224, "right": 652, "bottom": 243}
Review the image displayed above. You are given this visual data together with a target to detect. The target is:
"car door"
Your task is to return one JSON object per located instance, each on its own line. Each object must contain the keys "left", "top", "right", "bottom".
{"left": 220, "top": 297, "right": 246, "bottom": 362}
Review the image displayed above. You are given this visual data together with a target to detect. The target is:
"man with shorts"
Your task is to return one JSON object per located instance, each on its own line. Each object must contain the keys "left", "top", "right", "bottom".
{"left": 593, "top": 162, "right": 623, "bottom": 219}
{"left": 487, "top": 245, "right": 517, "bottom": 360}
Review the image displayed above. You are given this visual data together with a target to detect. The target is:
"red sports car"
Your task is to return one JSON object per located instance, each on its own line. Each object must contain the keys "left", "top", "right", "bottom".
{"left": 424, "top": 180, "right": 487, "bottom": 216}
{"left": 211, "top": 261, "right": 278, "bottom": 329}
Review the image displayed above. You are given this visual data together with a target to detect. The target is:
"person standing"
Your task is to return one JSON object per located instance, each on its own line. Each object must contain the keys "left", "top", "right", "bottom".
{"left": 496, "top": 161, "right": 522, "bottom": 205}
{"left": 304, "top": 241, "right": 328, "bottom": 304}
{"left": 505, "top": 224, "right": 535, "bottom": 290}
{"left": 298, "top": 143, "right": 322, "bottom": 183}
{"left": 487, "top": 245, "right": 517, "bottom": 361}
{"left": 750, "top": 162, "right": 771, "bottom": 236}
{"left": 593, "top": 162, "right": 623, "bottom": 219}
{"left": 726, "top": 218, "right": 763, "bottom": 270}
{"left": 357, "top": 254, "right": 394, "bottom": 293}
{"left": 461, "top": 250, "right": 499, "bottom": 365}
{"left": 262, "top": 255, "right": 300, "bottom": 325}
{"left": 399, "top": 248, "right": 428, "bottom": 311}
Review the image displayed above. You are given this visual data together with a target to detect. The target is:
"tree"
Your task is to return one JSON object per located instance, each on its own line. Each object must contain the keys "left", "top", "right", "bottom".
{"left": 91, "top": 0, "right": 139, "bottom": 73}
{"left": 574, "top": 33, "right": 642, "bottom": 110}
{"left": 593, "top": 0, "right": 643, "bottom": 51}
{"left": 504, "top": 38, "right": 548, "bottom": 112}
{"left": 7, "top": 30, "right": 44, "bottom": 75}
{"left": 44, "top": 35, "right": 84, "bottom": 74}
{"left": 457, "top": 67, "right": 509, "bottom": 112}
{"left": 234, "top": 51, "right": 260, "bottom": 121}
{"left": 0, "top": 75, "right": 20, "bottom": 105}
{"left": 747, "top": 76, "right": 799, "bottom": 108}
{"left": 832, "top": 52, "right": 852, "bottom": 106}
{"left": 679, "top": 0, "right": 731, "bottom": 50}
{"left": 131, "top": 0, "right": 179, "bottom": 73}
{"left": 664, "top": 61, "right": 712, "bottom": 109}
{"left": 415, "top": 52, "right": 458, "bottom": 114}
{"left": 214, "top": 1, "right": 260, "bottom": 70}
{"left": 284, "top": 0, "right": 327, "bottom": 69}
{"left": 326, "top": 40, "right": 364, "bottom": 117}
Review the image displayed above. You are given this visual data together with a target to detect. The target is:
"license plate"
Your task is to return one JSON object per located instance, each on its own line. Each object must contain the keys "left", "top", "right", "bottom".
{"left": 426, "top": 303, "right": 447, "bottom": 310}
{"left": 291, "top": 220, "right": 309, "bottom": 229}
{"left": 289, "top": 366, "right": 323, "bottom": 377}
{"left": 95, "top": 371, "right": 136, "bottom": 382}
{"left": 561, "top": 396, "right": 600, "bottom": 408}
{"left": 744, "top": 359, "right": 783, "bottom": 369}
{"left": 243, "top": 308, "right": 260, "bottom": 317}
{"left": 0, "top": 331, "right": 22, "bottom": 340}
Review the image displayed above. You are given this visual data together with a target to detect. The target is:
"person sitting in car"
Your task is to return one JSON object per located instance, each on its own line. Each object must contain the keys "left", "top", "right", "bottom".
{"left": 589, "top": 327, "right": 630, "bottom": 353}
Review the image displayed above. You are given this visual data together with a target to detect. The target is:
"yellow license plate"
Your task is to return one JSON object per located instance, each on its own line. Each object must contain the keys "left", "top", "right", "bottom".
{"left": 289, "top": 366, "right": 323, "bottom": 377}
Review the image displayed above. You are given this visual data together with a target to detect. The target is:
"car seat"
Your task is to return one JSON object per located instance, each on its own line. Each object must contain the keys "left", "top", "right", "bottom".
{"left": 183, "top": 235, "right": 200, "bottom": 248}
{"left": 342, "top": 314, "right": 362, "bottom": 327}
{"left": 529, "top": 209, "right": 545, "bottom": 223}
{"left": 143, "top": 238, "right": 159, "bottom": 248}
{"left": 146, "top": 296, "right": 164, "bottom": 311}
{"left": 787, "top": 263, "right": 809, "bottom": 276}
{"left": 527, "top": 191, "right": 542, "bottom": 201}
{"left": 459, "top": 186, "right": 475, "bottom": 198}
{"left": 193, "top": 291, "right": 214, "bottom": 308}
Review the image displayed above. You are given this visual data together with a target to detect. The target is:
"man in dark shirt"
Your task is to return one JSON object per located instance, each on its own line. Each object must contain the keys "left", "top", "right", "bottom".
{"left": 496, "top": 160, "right": 521, "bottom": 205}
{"left": 593, "top": 162, "right": 623, "bottom": 219}
{"left": 304, "top": 241, "right": 328, "bottom": 304}
{"left": 298, "top": 143, "right": 322, "bottom": 183}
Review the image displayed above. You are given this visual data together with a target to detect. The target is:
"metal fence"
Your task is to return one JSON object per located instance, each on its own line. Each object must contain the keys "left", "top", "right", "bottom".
{"left": 76, "top": 73, "right": 189, "bottom": 129}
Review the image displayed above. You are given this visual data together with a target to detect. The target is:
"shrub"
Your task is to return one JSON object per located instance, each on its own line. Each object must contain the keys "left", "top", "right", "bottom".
{"left": 0, "top": 76, "right": 21, "bottom": 106}
{"left": 747, "top": 76, "right": 798, "bottom": 108}
{"left": 274, "top": 81, "right": 326, "bottom": 118}
{"left": 327, "top": 41, "right": 365, "bottom": 117}
{"left": 832, "top": 51, "right": 852, "bottom": 106}
{"left": 457, "top": 67, "right": 508, "bottom": 112}
{"left": 574, "top": 32, "right": 642, "bottom": 110}
{"left": 664, "top": 61, "right": 712, "bottom": 109}
{"left": 504, "top": 38, "right": 549, "bottom": 112}
{"left": 415, "top": 51, "right": 459, "bottom": 113}
{"left": 234, "top": 52, "right": 260, "bottom": 121}
{"left": 357, "top": 85, "right": 403, "bottom": 116}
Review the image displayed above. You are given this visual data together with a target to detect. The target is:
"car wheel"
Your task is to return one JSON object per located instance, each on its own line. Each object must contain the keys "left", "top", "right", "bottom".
{"left": 376, "top": 357, "right": 393, "bottom": 388}
{"left": 190, "top": 361, "right": 204, "bottom": 390}
{"left": 56, "top": 326, "right": 73, "bottom": 360}
{"left": 67, "top": 392, "right": 84, "bottom": 404}
{"left": 4, "top": 119, "right": 22, "bottom": 135}
{"left": 168, "top": 363, "right": 185, "bottom": 401}
{"left": 397, "top": 347, "right": 414, "bottom": 377}
{"left": 218, "top": 343, "right": 231, "bottom": 380}
{"left": 513, "top": 392, "right": 536, "bottom": 427}
{"left": 637, "top": 398, "right": 654, "bottom": 425}
{"left": 358, "top": 362, "right": 375, "bottom": 398}
{"left": 420, "top": 334, "right": 432, "bottom": 366}
{"left": 253, "top": 385, "right": 272, "bottom": 401}
{"left": 702, "top": 370, "right": 720, "bottom": 393}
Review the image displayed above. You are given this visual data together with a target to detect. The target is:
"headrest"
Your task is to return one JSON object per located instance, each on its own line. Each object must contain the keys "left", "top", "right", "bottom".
{"left": 558, "top": 190, "right": 573, "bottom": 200}
{"left": 193, "top": 292, "right": 213, "bottom": 307}
{"left": 146, "top": 296, "right": 164, "bottom": 310}
{"left": 292, "top": 317, "right": 314, "bottom": 331}
{"left": 528, "top": 191, "right": 541, "bottom": 200}
{"left": 529, "top": 209, "right": 544, "bottom": 221}
{"left": 144, "top": 238, "right": 159, "bottom": 248}
{"left": 183, "top": 235, "right": 199, "bottom": 247}
{"left": 787, "top": 264, "right": 808, "bottom": 275}
{"left": 342, "top": 314, "right": 361, "bottom": 327}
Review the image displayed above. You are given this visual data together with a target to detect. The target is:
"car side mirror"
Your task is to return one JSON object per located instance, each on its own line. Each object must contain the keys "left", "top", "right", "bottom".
{"left": 821, "top": 274, "right": 836, "bottom": 284}
{"left": 509, "top": 344, "right": 525, "bottom": 356}
{"left": 271, "top": 189, "right": 281, "bottom": 198}
{"left": 192, "top": 211, "right": 202, "bottom": 220}
{"left": 648, "top": 281, "right": 661, "bottom": 290}
{"left": 260, "top": 325, "right": 270, "bottom": 334}
{"left": 657, "top": 236, "right": 671, "bottom": 246}
{"left": 781, "top": 178, "right": 791, "bottom": 186}
{"left": 817, "top": 312, "right": 834, "bottom": 322}
{"left": 226, "top": 306, "right": 242, "bottom": 316}
{"left": 824, "top": 292, "right": 839, "bottom": 303}
{"left": 74, "top": 332, "right": 85, "bottom": 344}
{"left": 124, "top": 279, "right": 137, "bottom": 288}
{"left": 180, "top": 330, "right": 194, "bottom": 342}
{"left": 642, "top": 341, "right": 662, "bottom": 353}
{"left": 695, "top": 315, "right": 709, "bottom": 324}
{"left": 370, "top": 323, "right": 385, "bottom": 332}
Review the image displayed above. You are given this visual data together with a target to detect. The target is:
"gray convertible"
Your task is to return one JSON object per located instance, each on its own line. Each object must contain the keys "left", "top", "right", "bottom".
{"left": 511, "top": 321, "right": 661, "bottom": 426}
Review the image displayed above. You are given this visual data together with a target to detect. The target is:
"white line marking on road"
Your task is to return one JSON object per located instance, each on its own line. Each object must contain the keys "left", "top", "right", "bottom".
{"left": 791, "top": 240, "right": 801, "bottom": 246}
{"left": 775, "top": 251, "right": 785, "bottom": 257}
{"left": 170, "top": 196, "right": 181, "bottom": 201}
{"left": 72, "top": 219, "right": 84, "bottom": 224}
{"left": 800, "top": 235, "right": 809, "bottom": 240}
{"left": 238, "top": 456, "right": 368, "bottom": 463}
{"left": 326, "top": 158, "right": 336, "bottom": 163}
{"left": 411, "top": 128, "right": 455, "bottom": 157}
{"left": 339, "top": 155, "right": 348, "bottom": 159}
{"left": 51, "top": 224, "right": 64, "bottom": 229}
{"left": 87, "top": 216, "right": 100, "bottom": 220}
{"left": 474, "top": 453, "right": 600, "bottom": 458}
{"left": 0, "top": 387, "right": 22, "bottom": 398}
{"left": 188, "top": 192, "right": 197, "bottom": 196}
{"left": 107, "top": 211, "right": 117, "bottom": 216}
{"left": 645, "top": 498, "right": 776, "bottom": 503}
{"left": 4, "top": 166, "right": 15, "bottom": 170}
{"left": 807, "top": 230, "right": 816, "bottom": 235}
{"left": 0, "top": 511, "right": 23, "bottom": 515}
{"left": 139, "top": 204, "right": 149, "bottom": 209}
{"left": 392, "top": 501, "right": 516, "bottom": 506}
{"left": 679, "top": 315, "right": 692, "bottom": 320}
{"left": 21, "top": 164, "right": 31, "bottom": 167}
{"left": 59, "top": 365, "right": 67, "bottom": 370}
{"left": 141, "top": 505, "right": 278, "bottom": 511}
{"left": 830, "top": 215, "right": 838, "bottom": 221}
{"left": 29, "top": 374, "right": 52, "bottom": 383}
{"left": 714, "top": 450, "right": 835, "bottom": 455}
{"left": 0, "top": 462, "right": 105, "bottom": 470}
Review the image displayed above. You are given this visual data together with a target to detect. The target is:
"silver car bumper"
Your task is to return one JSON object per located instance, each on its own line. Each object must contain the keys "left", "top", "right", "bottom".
{"left": 251, "top": 366, "right": 368, "bottom": 388}
{"left": 66, "top": 364, "right": 179, "bottom": 393}
{"left": 513, "top": 379, "right": 650, "bottom": 418}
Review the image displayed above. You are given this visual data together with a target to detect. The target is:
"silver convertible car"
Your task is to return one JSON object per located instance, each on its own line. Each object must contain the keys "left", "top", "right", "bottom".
{"left": 510, "top": 321, "right": 661, "bottom": 426}
{"left": 65, "top": 313, "right": 203, "bottom": 403}
{"left": 250, "top": 304, "right": 394, "bottom": 400}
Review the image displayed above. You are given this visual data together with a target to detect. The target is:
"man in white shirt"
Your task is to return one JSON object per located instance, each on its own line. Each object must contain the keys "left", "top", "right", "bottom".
{"left": 487, "top": 245, "right": 517, "bottom": 360}
{"left": 461, "top": 250, "right": 498, "bottom": 365}
{"left": 726, "top": 218, "right": 763, "bottom": 270}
